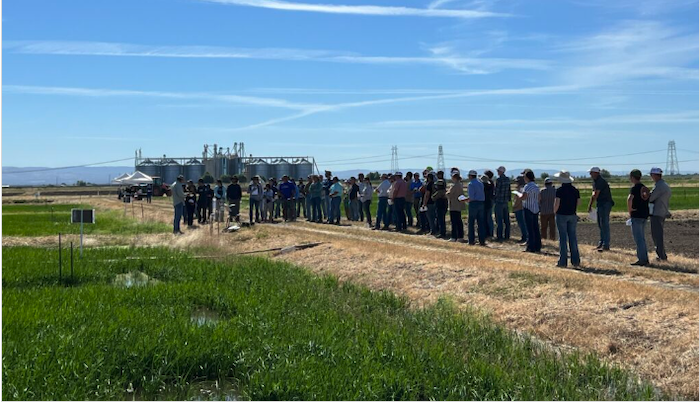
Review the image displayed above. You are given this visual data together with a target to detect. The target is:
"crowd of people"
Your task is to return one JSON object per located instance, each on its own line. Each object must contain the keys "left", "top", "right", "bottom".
{"left": 170, "top": 165, "right": 673, "bottom": 268}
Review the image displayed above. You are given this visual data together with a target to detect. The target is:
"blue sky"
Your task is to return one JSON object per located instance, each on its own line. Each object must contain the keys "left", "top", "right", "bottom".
{"left": 3, "top": 0, "right": 699, "bottom": 173}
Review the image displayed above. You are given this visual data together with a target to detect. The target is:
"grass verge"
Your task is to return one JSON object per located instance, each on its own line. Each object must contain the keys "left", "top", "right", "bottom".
{"left": 3, "top": 245, "right": 659, "bottom": 400}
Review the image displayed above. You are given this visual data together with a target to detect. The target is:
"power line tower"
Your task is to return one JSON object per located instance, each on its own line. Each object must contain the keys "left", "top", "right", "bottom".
{"left": 390, "top": 146, "right": 399, "bottom": 172}
{"left": 666, "top": 140, "right": 680, "bottom": 175}
{"left": 437, "top": 145, "right": 446, "bottom": 172}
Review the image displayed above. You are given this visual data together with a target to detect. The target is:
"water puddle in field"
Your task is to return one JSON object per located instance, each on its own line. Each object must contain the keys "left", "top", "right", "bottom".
{"left": 190, "top": 308, "right": 220, "bottom": 327}
{"left": 113, "top": 271, "right": 159, "bottom": 288}
{"left": 125, "top": 379, "right": 238, "bottom": 401}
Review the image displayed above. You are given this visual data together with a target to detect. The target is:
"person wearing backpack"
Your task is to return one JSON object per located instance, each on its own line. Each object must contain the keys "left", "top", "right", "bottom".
{"left": 433, "top": 170, "right": 448, "bottom": 238}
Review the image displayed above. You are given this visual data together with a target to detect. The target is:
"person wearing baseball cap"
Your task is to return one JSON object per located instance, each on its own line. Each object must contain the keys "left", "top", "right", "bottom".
{"left": 648, "top": 167, "right": 671, "bottom": 261}
{"left": 627, "top": 169, "right": 650, "bottom": 266}
{"left": 493, "top": 166, "right": 511, "bottom": 241}
{"left": 391, "top": 171, "right": 408, "bottom": 232}
{"left": 466, "top": 170, "right": 487, "bottom": 245}
{"left": 516, "top": 170, "right": 541, "bottom": 253}
{"left": 446, "top": 168, "right": 465, "bottom": 242}
{"left": 433, "top": 170, "right": 449, "bottom": 238}
{"left": 483, "top": 170, "right": 496, "bottom": 238}
{"left": 539, "top": 177, "right": 557, "bottom": 241}
{"left": 586, "top": 166, "right": 614, "bottom": 251}
{"left": 553, "top": 170, "right": 580, "bottom": 267}
{"left": 373, "top": 173, "right": 392, "bottom": 230}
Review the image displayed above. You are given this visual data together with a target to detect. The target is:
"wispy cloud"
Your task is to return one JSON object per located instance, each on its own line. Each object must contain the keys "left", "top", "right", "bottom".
{"left": 2, "top": 84, "right": 323, "bottom": 111}
{"left": 4, "top": 40, "right": 548, "bottom": 75}
{"left": 201, "top": 0, "right": 511, "bottom": 18}
{"left": 556, "top": 20, "right": 699, "bottom": 85}
{"left": 374, "top": 111, "right": 700, "bottom": 128}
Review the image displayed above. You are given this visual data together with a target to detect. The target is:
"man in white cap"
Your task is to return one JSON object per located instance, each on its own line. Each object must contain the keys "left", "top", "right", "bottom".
{"left": 493, "top": 166, "right": 511, "bottom": 241}
{"left": 648, "top": 167, "right": 671, "bottom": 261}
{"left": 466, "top": 169, "right": 487, "bottom": 245}
{"left": 392, "top": 171, "right": 408, "bottom": 231}
{"left": 586, "top": 166, "right": 614, "bottom": 251}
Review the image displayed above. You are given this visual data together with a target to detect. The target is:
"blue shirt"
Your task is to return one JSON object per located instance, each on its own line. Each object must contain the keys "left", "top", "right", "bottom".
{"left": 410, "top": 179, "right": 423, "bottom": 196}
{"left": 467, "top": 179, "right": 485, "bottom": 201}
{"left": 329, "top": 182, "right": 343, "bottom": 197}
{"left": 279, "top": 181, "right": 296, "bottom": 199}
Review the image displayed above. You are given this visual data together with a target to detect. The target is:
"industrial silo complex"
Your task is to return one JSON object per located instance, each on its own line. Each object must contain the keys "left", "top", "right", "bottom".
{"left": 133, "top": 143, "right": 318, "bottom": 184}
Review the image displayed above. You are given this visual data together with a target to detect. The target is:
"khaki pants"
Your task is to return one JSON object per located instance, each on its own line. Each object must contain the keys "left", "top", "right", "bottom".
{"left": 540, "top": 213, "right": 556, "bottom": 240}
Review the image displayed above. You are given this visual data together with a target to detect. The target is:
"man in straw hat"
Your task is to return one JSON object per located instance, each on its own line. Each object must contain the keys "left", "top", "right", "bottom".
{"left": 553, "top": 170, "right": 580, "bottom": 267}
{"left": 648, "top": 167, "right": 671, "bottom": 261}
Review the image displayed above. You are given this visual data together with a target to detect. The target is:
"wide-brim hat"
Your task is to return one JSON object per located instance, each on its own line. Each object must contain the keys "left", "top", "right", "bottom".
{"left": 480, "top": 175, "right": 490, "bottom": 183}
{"left": 554, "top": 170, "right": 574, "bottom": 183}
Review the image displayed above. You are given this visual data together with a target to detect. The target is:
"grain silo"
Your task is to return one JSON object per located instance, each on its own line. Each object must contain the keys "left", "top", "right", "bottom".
{"left": 136, "top": 159, "right": 160, "bottom": 178}
{"left": 273, "top": 158, "right": 292, "bottom": 179}
{"left": 294, "top": 158, "right": 313, "bottom": 179}
{"left": 161, "top": 159, "right": 182, "bottom": 185}
{"left": 249, "top": 159, "right": 271, "bottom": 181}
{"left": 185, "top": 159, "right": 205, "bottom": 182}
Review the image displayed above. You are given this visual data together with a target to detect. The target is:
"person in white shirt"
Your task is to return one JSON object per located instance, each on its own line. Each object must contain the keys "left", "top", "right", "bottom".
{"left": 373, "top": 174, "right": 391, "bottom": 230}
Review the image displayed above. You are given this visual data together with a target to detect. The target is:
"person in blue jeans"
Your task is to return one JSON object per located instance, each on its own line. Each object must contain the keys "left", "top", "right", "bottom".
{"left": 171, "top": 175, "right": 186, "bottom": 235}
{"left": 553, "top": 171, "right": 580, "bottom": 267}
{"left": 322, "top": 171, "right": 333, "bottom": 222}
{"left": 587, "top": 166, "right": 615, "bottom": 252}
{"left": 493, "top": 166, "right": 511, "bottom": 241}
{"left": 328, "top": 176, "right": 343, "bottom": 224}
{"left": 373, "top": 174, "right": 391, "bottom": 230}
{"left": 465, "top": 170, "right": 487, "bottom": 245}
{"left": 627, "top": 169, "right": 650, "bottom": 266}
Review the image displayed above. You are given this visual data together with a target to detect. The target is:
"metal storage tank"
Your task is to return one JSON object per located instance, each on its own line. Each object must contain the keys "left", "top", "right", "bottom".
{"left": 185, "top": 159, "right": 205, "bottom": 182}
{"left": 136, "top": 159, "right": 160, "bottom": 178}
{"left": 294, "top": 158, "right": 313, "bottom": 179}
{"left": 161, "top": 159, "right": 182, "bottom": 185}
{"left": 274, "top": 158, "right": 292, "bottom": 179}
{"left": 227, "top": 157, "right": 241, "bottom": 176}
{"left": 249, "top": 159, "right": 271, "bottom": 181}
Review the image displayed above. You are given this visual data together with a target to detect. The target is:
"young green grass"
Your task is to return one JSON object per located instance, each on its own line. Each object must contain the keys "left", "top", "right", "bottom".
{"left": 3, "top": 245, "right": 660, "bottom": 400}
{"left": 2, "top": 204, "right": 170, "bottom": 236}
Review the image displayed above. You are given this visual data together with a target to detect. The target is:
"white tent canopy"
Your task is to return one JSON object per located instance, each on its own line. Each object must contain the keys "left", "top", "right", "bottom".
{"left": 113, "top": 171, "right": 154, "bottom": 185}
{"left": 111, "top": 173, "right": 131, "bottom": 184}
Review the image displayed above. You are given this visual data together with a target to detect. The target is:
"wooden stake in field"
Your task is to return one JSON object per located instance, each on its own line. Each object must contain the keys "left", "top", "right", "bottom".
{"left": 70, "top": 241, "right": 74, "bottom": 283}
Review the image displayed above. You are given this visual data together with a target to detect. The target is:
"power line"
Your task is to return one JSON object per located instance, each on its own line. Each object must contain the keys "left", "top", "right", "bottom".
{"left": 3, "top": 157, "right": 135, "bottom": 174}
{"left": 444, "top": 149, "right": 666, "bottom": 164}
{"left": 446, "top": 155, "right": 698, "bottom": 167}
{"left": 319, "top": 154, "right": 433, "bottom": 167}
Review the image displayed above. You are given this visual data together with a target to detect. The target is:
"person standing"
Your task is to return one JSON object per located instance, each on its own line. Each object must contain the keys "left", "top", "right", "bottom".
{"left": 483, "top": 170, "right": 495, "bottom": 237}
{"left": 433, "top": 171, "right": 449, "bottom": 238}
{"left": 262, "top": 183, "right": 275, "bottom": 222}
{"left": 411, "top": 172, "right": 423, "bottom": 227}
{"left": 226, "top": 176, "right": 243, "bottom": 222}
{"left": 296, "top": 178, "right": 307, "bottom": 220}
{"left": 587, "top": 167, "right": 614, "bottom": 252}
{"left": 447, "top": 169, "right": 465, "bottom": 242}
{"left": 513, "top": 175, "right": 528, "bottom": 244}
{"left": 307, "top": 175, "right": 323, "bottom": 223}
{"left": 328, "top": 176, "right": 343, "bottom": 225}
{"left": 360, "top": 177, "right": 373, "bottom": 227}
{"left": 278, "top": 175, "right": 297, "bottom": 222}
{"left": 374, "top": 174, "right": 391, "bottom": 230}
{"left": 465, "top": 170, "right": 486, "bottom": 245}
{"left": 348, "top": 177, "right": 361, "bottom": 221}
{"left": 204, "top": 184, "right": 214, "bottom": 223}
{"left": 553, "top": 171, "right": 580, "bottom": 267}
{"left": 214, "top": 179, "right": 225, "bottom": 222}
{"left": 322, "top": 171, "right": 332, "bottom": 222}
{"left": 539, "top": 177, "right": 557, "bottom": 240}
{"left": 185, "top": 186, "right": 197, "bottom": 227}
{"left": 392, "top": 172, "right": 408, "bottom": 232}
{"left": 519, "top": 170, "right": 541, "bottom": 253}
{"left": 628, "top": 169, "right": 650, "bottom": 266}
{"left": 648, "top": 167, "right": 671, "bottom": 261}
{"left": 493, "top": 166, "right": 511, "bottom": 241}
{"left": 422, "top": 172, "right": 437, "bottom": 236}
{"left": 247, "top": 176, "right": 263, "bottom": 223}
{"left": 357, "top": 173, "right": 366, "bottom": 222}
{"left": 404, "top": 172, "right": 414, "bottom": 227}
{"left": 146, "top": 183, "right": 153, "bottom": 203}
{"left": 171, "top": 175, "right": 186, "bottom": 235}
{"left": 196, "top": 179, "right": 208, "bottom": 224}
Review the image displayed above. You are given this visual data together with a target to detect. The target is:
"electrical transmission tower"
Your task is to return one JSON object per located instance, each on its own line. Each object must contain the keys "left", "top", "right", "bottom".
{"left": 390, "top": 146, "right": 399, "bottom": 172}
{"left": 666, "top": 140, "right": 680, "bottom": 175}
{"left": 437, "top": 145, "right": 446, "bottom": 172}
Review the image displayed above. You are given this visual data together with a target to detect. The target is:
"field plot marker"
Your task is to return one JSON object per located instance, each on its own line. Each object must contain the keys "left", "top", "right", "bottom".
{"left": 58, "top": 232, "right": 62, "bottom": 280}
